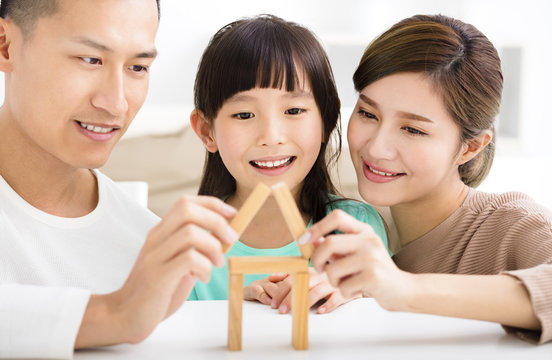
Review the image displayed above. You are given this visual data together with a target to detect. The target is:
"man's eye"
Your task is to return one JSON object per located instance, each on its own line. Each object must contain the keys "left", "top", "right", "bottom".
{"left": 130, "top": 65, "right": 148, "bottom": 73}
{"left": 82, "top": 57, "right": 102, "bottom": 65}
{"left": 233, "top": 112, "right": 254, "bottom": 120}
{"left": 285, "top": 108, "right": 305, "bottom": 115}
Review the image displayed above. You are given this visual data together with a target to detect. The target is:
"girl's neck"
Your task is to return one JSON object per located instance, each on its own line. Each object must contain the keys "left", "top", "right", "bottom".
{"left": 386, "top": 180, "right": 470, "bottom": 253}
{"left": 227, "top": 185, "right": 309, "bottom": 249}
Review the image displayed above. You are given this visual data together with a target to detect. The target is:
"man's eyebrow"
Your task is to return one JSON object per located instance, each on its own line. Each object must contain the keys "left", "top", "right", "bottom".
{"left": 72, "top": 36, "right": 158, "bottom": 59}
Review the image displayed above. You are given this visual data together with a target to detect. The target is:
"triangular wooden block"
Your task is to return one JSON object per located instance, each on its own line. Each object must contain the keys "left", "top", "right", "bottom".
{"left": 223, "top": 182, "right": 313, "bottom": 259}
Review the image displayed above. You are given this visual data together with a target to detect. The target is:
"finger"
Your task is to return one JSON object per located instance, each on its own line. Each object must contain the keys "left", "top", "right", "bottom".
{"left": 149, "top": 196, "right": 238, "bottom": 249}
{"left": 311, "top": 234, "right": 365, "bottom": 272}
{"left": 337, "top": 273, "right": 366, "bottom": 299}
{"left": 268, "top": 273, "right": 289, "bottom": 282}
{"left": 270, "top": 277, "right": 293, "bottom": 309}
{"left": 152, "top": 224, "right": 226, "bottom": 268}
{"left": 317, "top": 291, "right": 344, "bottom": 314}
{"left": 257, "top": 291, "right": 272, "bottom": 305}
{"left": 278, "top": 292, "right": 292, "bottom": 314}
{"left": 297, "top": 209, "right": 369, "bottom": 246}
{"left": 324, "top": 252, "right": 366, "bottom": 288}
{"left": 308, "top": 281, "right": 336, "bottom": 308}
{"left": 163, "top": 248, "right": 213, "bottom": 284}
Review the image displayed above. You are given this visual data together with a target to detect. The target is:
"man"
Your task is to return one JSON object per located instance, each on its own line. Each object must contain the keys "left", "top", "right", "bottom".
{"left": 0, "top": 0, "right": 237, "bottom": 358}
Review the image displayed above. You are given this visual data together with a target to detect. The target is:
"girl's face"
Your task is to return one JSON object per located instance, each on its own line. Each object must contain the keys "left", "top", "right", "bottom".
{"left": 347, "top": 72, "right": 468, "bottom": 207}
{"left": 208, "top": 83, "right": 323, "bottom": 198}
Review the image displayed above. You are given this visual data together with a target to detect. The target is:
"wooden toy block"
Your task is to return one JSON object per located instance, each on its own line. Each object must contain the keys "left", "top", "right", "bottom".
{"left": 228, "top": 256, "right": 309, "bottom": 274}
{"left": 228, "top": 256, "right": 309, "bottom": 351}
{"left": 228, "top": 273, "right": 244, "bottom": 351}
{"left": 225, "top": 182, "right": 312, "bottom": 351}
{"left": 272, "top": 183, "right": 314, "bottom": 259}
{"left": 223, "top": 182, "right": 271, "bottom": 253}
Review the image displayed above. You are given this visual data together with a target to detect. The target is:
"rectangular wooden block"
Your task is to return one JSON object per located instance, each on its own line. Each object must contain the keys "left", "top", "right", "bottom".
{"left": 228, "top": 256, "right": 309, "bottom": 275}
{"left": 228, "top": 273, "right": 244, "bottom": 351}
{"left": 292, "top": 271, "right": 309, "bottom": 350}
{"left": 224, "top": 182, "right": 271, "bottom": 253}
{"left": 272, "top": 183, "right": 314, "bottom": 259}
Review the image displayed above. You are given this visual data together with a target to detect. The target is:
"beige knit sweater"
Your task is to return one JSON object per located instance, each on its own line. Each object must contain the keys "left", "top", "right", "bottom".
{"left": 392, "top": 189, "right": 552, "bottom": 344}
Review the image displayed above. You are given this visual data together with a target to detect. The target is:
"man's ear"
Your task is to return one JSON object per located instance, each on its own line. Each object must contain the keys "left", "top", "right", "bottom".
{"left": 456, "top": 130, "right": 493, "bottom": 166}
{"left": 0, "top": 18, "right": 14, "bottom": 72}
{"left": 190, "top": 109, "right": 218, "bottom": 153}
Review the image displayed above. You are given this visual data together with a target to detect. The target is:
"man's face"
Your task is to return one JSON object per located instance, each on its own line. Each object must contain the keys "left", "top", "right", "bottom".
{"left": 4, "top": 0, "right": 158, "bottom": 169}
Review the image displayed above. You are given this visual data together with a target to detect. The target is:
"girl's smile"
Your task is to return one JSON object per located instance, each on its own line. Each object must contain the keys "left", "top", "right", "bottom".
{"left": 250, "top": 155, "right": 296, "bottom": 176}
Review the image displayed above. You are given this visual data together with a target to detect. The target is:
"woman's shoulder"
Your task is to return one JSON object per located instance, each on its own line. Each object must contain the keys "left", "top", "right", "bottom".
{"left": 465, "top": 189, "right": 551, "bottom": 223}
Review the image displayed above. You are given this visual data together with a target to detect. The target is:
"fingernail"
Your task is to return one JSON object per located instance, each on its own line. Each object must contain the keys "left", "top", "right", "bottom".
{"left": 279, "top": 304, "right": 288, "bottom": 313}
{"left": 271, "top": 300, "right": 277, "bottom": 309}
{"left": 297, "top": 231, "right": 311, "bottom": 245}
{"left": 222, "top": 203, "right": 238, "bottom": 217}
{"left": 225, "top": 226, "right": 239, "bottom": 244}
{"left": 318, "top": 306, "right": 326, "bottom": 314}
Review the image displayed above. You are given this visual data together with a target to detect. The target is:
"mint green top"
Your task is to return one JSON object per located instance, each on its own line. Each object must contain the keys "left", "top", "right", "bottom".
{"left": 188, "top": 198, "right": 387, "bottom": 300}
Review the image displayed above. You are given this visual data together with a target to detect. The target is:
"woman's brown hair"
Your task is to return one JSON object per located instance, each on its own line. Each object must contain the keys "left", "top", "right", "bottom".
{"left": 353, "top": 14, "right": 503, "bottom": 187}
{"left": 194, "top": 14, "right": 342, "bottom": 222}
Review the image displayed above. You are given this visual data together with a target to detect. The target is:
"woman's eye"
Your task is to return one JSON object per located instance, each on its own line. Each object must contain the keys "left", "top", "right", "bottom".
{"left": 404, "top": 126, "right": 427, "bottom": 136}
{"left": 233, "top": 112, "right": 254, "bottom": 120}
{"left": 285, "top": 108, "right": 305, "bottom": 115}
{"left": 82, "top": 57, "right": 102, "bottom": 65}
{"left": 358, "top": 110, "right": 377, "bottom": 119}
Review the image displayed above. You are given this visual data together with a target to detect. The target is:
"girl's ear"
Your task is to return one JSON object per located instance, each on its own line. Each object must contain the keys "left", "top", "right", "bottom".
{"left": 456, "top": 130, "right": 493, "bottom": 166}
{"left": 0, "top": 18, "right": 14, "bottom": 73}
{"left": 190, "top": 109, "right": 218, "bottom": 153}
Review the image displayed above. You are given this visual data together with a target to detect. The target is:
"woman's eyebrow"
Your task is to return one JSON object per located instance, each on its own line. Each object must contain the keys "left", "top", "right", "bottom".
{"left": 397, "top": 111, "right": 434, "bottom": 123}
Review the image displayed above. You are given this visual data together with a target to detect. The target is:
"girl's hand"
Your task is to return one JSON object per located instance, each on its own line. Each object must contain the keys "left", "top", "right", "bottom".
{"left": 301, "top": 209, "right": 414, "bottom": 312}
{"left": 243, "top": 273, "right": 289, "bottom": 305}
{"left": 275, "top": 267, "right": 359, "bottom": 314}
{"left": 246, "top": 268, "right": 358, "bottom": 314}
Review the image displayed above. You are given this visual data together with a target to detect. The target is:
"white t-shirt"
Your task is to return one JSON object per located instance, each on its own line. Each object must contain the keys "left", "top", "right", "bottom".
{"left": 0, "top": 170, "right": 160, "bottom": 359}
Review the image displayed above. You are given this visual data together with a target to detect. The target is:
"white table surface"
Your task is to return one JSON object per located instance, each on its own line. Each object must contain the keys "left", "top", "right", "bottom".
{"left": 74, "top": 299, "right": 551, "bottom": 359}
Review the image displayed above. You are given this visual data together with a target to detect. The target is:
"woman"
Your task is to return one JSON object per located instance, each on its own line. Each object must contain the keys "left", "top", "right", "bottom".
{"left": 300, "top": 14, "right": 552, "bottom": 343}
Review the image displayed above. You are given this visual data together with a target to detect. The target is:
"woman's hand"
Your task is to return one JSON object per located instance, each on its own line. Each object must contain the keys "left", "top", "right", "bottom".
{"left": 300, "top": 209, "right": 413, "bottom": 312}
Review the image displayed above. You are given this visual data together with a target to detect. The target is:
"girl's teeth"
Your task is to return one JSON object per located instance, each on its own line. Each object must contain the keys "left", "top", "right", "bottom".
{"left": 254, "top": 157, "right": 291, "bottom": 168}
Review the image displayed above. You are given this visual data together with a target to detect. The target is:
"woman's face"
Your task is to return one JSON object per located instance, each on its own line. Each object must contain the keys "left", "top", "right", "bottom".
{"left": 347, "top": 72, "right": 468, "bottom": 207}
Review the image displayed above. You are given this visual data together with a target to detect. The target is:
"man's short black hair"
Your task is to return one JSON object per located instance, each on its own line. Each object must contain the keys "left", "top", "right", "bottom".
{"left": 0, "top": 0, "right": 160, "bottom": 37}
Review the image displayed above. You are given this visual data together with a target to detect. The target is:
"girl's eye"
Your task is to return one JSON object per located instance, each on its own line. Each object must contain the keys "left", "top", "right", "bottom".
{"left": 404, "top": 126, "right": 427, "bottom": 136}
{"left": 82, "top": 57, "right": 102, "bottom": 65}
{"left": 130, "top": 65, "right": 149, "bottom": 73}
{"left": 285, "top": 108, "right": 305, "bottom": 115}
{"left": 233, "top": 112, "right": 254, "bottom": 120}
{"left": 358, "top": 109, "right": 377, "bottom": 120}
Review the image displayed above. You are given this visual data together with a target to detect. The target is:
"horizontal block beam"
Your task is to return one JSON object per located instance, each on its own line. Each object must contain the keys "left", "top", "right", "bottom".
{"left": 228, "top": 256, "right": 309, "bottom": 274}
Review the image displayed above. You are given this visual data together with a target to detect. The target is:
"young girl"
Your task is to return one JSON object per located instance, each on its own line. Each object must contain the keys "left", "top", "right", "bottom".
{"left": 188, "top": 15, "right": 388, "bottom": 313}
{"left": 302, "top": 14, "right": 552, "bottom": 343}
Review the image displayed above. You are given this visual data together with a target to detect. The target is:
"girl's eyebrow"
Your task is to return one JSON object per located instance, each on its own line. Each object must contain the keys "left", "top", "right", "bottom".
{"left": 282, "top": 90, "right": 314, "bottom": 99}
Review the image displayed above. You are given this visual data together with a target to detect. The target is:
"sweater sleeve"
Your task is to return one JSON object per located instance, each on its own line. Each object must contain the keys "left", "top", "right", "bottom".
{"left": 503, "top": 264, "right": 552, "bottom": 344}
{"left": 0, "top": 284, "right": 90, "bottom": 359}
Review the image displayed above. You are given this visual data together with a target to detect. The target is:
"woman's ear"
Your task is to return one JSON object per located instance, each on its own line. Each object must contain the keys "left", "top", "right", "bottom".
{"left": 190, "top": 109, "right": 218, "bottom": 153}
{"left": 0, "top": 18, "right": 14, "bottom": 73}
{"left": 456, "top": 130, "right": 493, "bottom": 166}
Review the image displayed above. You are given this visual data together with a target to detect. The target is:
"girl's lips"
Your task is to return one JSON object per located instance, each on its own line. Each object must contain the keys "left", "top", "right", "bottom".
{"left": 363, "top": 162, "right": 405, "bottom": 184}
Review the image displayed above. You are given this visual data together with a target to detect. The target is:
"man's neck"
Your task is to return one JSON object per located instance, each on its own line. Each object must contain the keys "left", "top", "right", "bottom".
{"left": 0, "top": 111, "right": 99, "bottom": 217}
